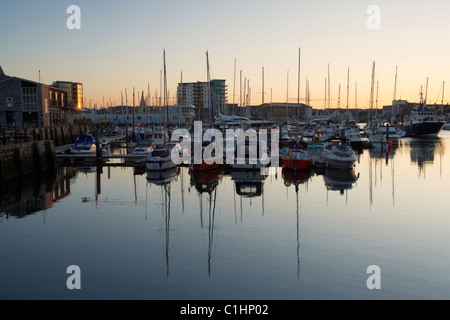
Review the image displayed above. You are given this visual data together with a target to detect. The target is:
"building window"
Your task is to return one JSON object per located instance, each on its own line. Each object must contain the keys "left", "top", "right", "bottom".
{"left": 22, "top": 87, "right": 38, "bottom": 112}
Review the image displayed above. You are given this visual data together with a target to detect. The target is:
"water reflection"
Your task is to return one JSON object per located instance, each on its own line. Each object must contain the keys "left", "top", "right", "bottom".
{"left": 281, "top": 167, "right": 310, "bottom": 280}
{"left": 369, "top": 145, "right": 396, "bottom": 161}
{"left": 320, "top": 168, "right": 359, "bottom": 195}
{"left": 407, "top": 137, "right": 443, "bottom": 175}
{"left": 281, "top": 167, "right": 313, "bottom": 191}
{"left": 146, "top": 167, "right": 180, "bottom": 186}
{"left": 1, "top": 133, "right": 450, "bottom": 298}
{"left": 188, "top": 168, "right": 222, "bottom": 276}
{"left": 0, "top": 167, "right": 77, "bottom": 219}
{"left": 146, "top": 168, "right": 179, "bottom": 277}
{"left": 189, "top": 168, "right": 223, "bottom": 194}
{"left": 230, "top": 170, "right": 267, "bottom": 198}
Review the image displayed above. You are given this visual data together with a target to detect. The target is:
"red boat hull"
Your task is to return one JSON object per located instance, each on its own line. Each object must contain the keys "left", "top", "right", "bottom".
{"left": 282, "top": 159, "right": 312, "bottom": 170}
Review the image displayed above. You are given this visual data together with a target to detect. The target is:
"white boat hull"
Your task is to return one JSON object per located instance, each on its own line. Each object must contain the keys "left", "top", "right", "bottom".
{"left": 319, "top": 143, "right": 357, "bottom": 169}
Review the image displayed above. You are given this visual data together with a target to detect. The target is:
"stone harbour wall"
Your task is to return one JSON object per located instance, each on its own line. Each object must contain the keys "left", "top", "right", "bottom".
{"left": 0, "top": 140, "right": 57, "bottom": 181}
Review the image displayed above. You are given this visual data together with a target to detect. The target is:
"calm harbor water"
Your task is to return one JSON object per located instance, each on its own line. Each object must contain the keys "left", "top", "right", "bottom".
{"left": 1, "top": 131, "right": 450, "bottom": 300}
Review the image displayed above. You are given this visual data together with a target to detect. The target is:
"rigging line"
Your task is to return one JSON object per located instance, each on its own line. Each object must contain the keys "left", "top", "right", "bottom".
{"left": 434, "top": 82, "right": 444, "bottom": 104}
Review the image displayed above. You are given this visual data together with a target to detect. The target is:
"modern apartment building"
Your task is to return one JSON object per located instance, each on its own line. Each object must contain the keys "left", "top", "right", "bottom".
{"left": 177, "top": 79, "right": 227, "bottom": 121}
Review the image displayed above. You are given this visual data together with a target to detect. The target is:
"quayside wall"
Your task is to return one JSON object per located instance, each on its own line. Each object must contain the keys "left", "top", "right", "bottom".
{"left": 0, "top": 141, "right": 57, "bottom": 181}
{"left": 1, "top": 124, "right": 91, "bottom": 146}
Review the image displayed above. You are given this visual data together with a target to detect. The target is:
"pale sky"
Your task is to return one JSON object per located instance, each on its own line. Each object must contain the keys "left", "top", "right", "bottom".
{"left": 1, "top": 0, "right": 450, "bottom": 110}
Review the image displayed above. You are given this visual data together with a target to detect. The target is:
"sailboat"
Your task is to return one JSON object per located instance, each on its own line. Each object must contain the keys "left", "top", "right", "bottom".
{"left": 190, "top": 51, "right": 223, "bottom": 172}
{"left": 146, "top": 49, "right": 182, "bottom": 171}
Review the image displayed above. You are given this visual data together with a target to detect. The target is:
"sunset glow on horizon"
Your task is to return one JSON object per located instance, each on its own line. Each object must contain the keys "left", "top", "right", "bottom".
{"left": 2, "top": 0, "right": 450, "bottom": 110}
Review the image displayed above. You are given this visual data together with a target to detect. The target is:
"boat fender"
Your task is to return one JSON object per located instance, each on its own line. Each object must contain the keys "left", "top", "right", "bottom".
{"left": 284, "top": 180, "right": 291, "bottom": 187}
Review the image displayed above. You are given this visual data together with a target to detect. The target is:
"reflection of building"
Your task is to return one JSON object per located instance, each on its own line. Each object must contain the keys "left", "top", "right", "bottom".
{"left": 0, "top": 167, "right": 76, "bottom": 218}
{"left": 0, "top": 66, "right": 79, "bottom": 127}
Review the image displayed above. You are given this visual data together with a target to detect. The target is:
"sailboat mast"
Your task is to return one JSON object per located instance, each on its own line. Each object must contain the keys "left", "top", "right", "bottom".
{"left": 133, "top": 88, "right": 135, "bottom": 126}
{"left": 327, "top": 64, "right": 331, "bottom": 109}
{"left": 338, "top": 83, "right": 341, "bottom": 109}
{"left": 346, "top": 67, "right": 349, "bottom": 110}
{"left": 243, "top": 77, "right": 247, "bottom": 108}
{"left": 247, "top": 79, "right": 250, "bottom": 107}
{"left": 180, "top": 71, "right": 183, "bottom": 106}
{"left": 376, "top": 80, "right": 379, "bottom": 110}
{"left": 239, "top": 70, "right": 242, "bottom": 107}
{"left": 286, "top": 69, "right": 289, "bottom": 121}
{"left": 297, "top": 47, "right": 301, "bottom": 124}
{"left": 125, "top": 88, "right": 128, "bottom": 122}
{"left": 393, "top": 65, "right": 398, "bottom": 102}
{"left": 442, "top": 81, "right": 445, "bottom": 117}
{"left": 164, "top": 49, "right": 169, "bottom": 131}
{"left": 233, "top": 58, "right": 236, "bottom": 115}
{"left": 355, "top": 82, "right": 358, "bottom": 121}
{"left": 159, "top": 70, "right": 162, "bottom": 107}
{"left": 121, "top": 90, "right": 124, "bottom": 117}
{"left": 369, "top": 61, "right": 375, "bottom": 125}
{"left": 262, "top": 66, "right": 264, "bottom": 105}
{"left": 206, "top": 51, "right": 214, "bottom": 128}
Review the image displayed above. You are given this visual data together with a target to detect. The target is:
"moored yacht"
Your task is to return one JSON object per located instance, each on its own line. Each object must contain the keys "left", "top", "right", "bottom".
{"left": 343, "top": 128, "right": 364, "bottom": 150}
{"left": 146, "top": 142, "right": 181, "bottom": 171}
{"left": 70, "top": 134, "right": 105, "bottom": 155}
{"left": 319, "top": 140, "right": 357, "bottom": 169}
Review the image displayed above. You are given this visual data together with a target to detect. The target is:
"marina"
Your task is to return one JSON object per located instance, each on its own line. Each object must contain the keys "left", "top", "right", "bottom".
{"left": 3, "top": 1, "right": 450, "bottom": 305}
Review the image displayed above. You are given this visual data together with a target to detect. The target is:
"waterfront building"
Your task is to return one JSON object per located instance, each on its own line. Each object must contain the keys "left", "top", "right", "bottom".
{"left": 74, "top": 104, "right": 196, "bottom": 127}
{"left": 177, "top": 80, "right": 227, "bottom": 121}
{"left": 221, "top": 103, "right": 312, "bottom": 123}
{"left": 52, "top": 81, "right": 83, "bottom": 109}
{"left": 0, "top": 66, "right": 79, "bottom": 128}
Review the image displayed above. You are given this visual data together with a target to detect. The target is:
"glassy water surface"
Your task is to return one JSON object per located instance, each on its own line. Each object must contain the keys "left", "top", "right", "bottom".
{"left": 1, "top": 132, "right": 450, "bottom": 300}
